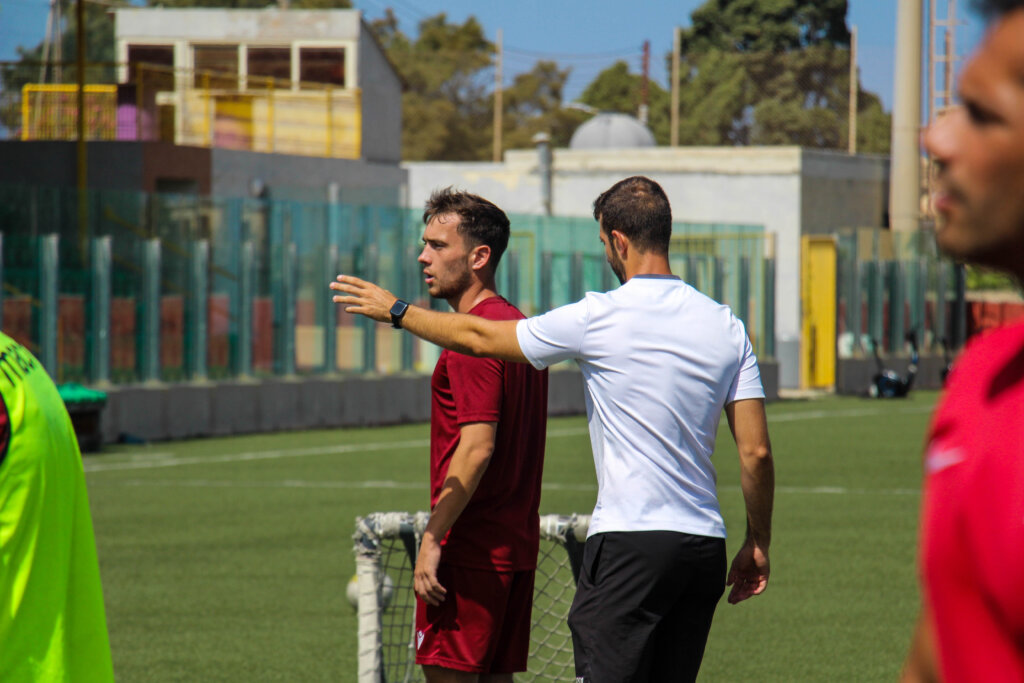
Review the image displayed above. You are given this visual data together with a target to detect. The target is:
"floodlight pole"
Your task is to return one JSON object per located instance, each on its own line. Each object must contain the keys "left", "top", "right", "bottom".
{"left": 848, "top": 25, "right": 858, "bottom": 154}
{"left": 890, "top": 0, "right": 923, "bottom": 232}
{"left": 492, "top": 29, "right": 503, "bottom": 162}
{"left": 671, "top": 26, "right": 680, "bottom": 147}
{"left": 76, "top": 0, "right": 88, "bottom": 247}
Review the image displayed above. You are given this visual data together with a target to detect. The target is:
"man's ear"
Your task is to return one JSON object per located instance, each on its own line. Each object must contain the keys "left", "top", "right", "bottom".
{"left": 469, "top": 244, "right": 492, "bottom": 272}
{"left": 610, "top": 230, "right": 628, "bottom": 258}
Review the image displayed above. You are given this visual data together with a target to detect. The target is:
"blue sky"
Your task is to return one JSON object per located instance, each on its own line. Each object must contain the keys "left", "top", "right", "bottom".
{"left": 1, "top": 0, "right": 988, "bottom": 111}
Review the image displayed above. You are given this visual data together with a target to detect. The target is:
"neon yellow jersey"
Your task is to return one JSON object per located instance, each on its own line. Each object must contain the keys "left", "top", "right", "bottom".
{"left": 0, "top": 333, "right": 114, "bottom": 682}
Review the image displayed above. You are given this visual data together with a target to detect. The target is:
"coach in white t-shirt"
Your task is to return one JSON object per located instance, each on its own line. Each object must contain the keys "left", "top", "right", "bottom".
{"left": 331, "top": 176, "right": 775, "bottom": 683}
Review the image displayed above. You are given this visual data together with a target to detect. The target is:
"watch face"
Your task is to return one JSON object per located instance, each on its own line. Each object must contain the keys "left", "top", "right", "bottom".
{"left": 390, "top": 300, "right": 409, "bottom": 328}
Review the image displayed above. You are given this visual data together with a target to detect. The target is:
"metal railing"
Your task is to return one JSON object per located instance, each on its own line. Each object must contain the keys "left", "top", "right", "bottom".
{"left": 9, "top": 62, "right": 361, "bottom": 159}
{"left": 835, "top": 226, "right": 966, "bottom": 357}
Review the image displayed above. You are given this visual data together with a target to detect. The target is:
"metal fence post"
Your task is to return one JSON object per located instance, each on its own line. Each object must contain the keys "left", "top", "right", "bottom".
{"left": 712, "top": 257, "right": 725, "bottom": 304}
{"left": 887, "top": 261, "right": 905, "bottom": 352}
{"left": 540, "top": 252, "right": 553, "bottom": 312}
{"left": 280, "top": 241, "right": 297, "bottom": 376}
{"left": 570, "top": 252, "right": 584, "bottom": 302}
{"left": 359, "top": 239, "right": 378, "bottom": 373}
{"left": 934, "top": 260, "right": 948, "bottom": 349}
{"left": 845, "top": 251, "right": 862, "bottom": 353}
{"left": 951, "top": 263, "right": 967, "bottom": 349}
{"left": 89, "top": 236, "right": 111, "bottom": 384}
{"left": 400, "top": 243, "right": 416, "bottom": 372}
{"left": 600, "top": 256, "right": 614, "bottom": 292}
{"left": 763, "top": 257, "right": 776, "bottom": 359}
{"left": 39, "top": 234, "right": 59, "bottom": 378}
{"left": 324, "top": 243, "right": 339, "bottom": 373}
{"left": 507, "top": 251, "right": 521, "bottom": 308}
{"left": 189, "top": 239, "right": 209, "bottom": 380}
{"left": 237, "top": 240, "right": 254, "bottom": 377}
{"left": 684, "top": 255, "right": 697, "bottom": 289}
{"left": 738, "top": 256, "right": 750, "bottom": 329}
{"left": 140, "top": 238, "right": 162, "bottom": 382}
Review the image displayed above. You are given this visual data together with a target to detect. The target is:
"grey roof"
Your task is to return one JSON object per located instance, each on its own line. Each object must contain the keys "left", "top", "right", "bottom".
{"left": 569, "top": 112, "right": 656, "bottom": 150}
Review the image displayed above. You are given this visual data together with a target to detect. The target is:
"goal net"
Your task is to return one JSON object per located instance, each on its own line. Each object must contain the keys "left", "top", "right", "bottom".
{"left": 352, "top": 512, "right": 590, "bottom": 683}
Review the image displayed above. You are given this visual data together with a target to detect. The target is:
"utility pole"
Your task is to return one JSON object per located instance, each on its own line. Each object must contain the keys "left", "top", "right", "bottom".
{"left": 926, "top": 0, "right": 960, "bottom": 217}
{"left": 848, "top": 25, "right": 858, "bottom": 154}
{"left": 638, "top": 40, "right": 650, "bottom": 125}
{"left": 492, "top": 29, "right": 503, "bottom": 163}
{"left": 76, "top": 0, "right": 88, "bottom": 247}
{"left": 671, "top": 26, "right": 680, "bottom": 147}
{"left": 890, "top": 0, "right": 923, "bottom": 232}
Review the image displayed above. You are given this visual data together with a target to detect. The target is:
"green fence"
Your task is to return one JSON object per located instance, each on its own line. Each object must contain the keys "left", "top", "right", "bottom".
{"left": 835, "top": 226, "right": 966, "bottom": 358}
{"left": 0, "top": 183, "right": 776, "bottom": 385}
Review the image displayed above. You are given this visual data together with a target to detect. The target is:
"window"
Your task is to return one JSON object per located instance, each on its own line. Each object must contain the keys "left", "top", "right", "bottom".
{"left": 299, "top": 48, "right": 345, "bottom": 87}
{"left": 247, "top": 47, "right": 291, "bottom": 88}
{"left": 193, "top": 45, "right": 238, "bottom": 90}
{"left": 127, "top": 44, "right": 174, "bottom": 91}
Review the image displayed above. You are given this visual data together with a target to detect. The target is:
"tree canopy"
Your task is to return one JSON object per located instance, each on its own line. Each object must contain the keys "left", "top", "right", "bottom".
{"left": 3, "top": 0, "right": 892, "bottom": 157}
{"left": 673, "top": 0, "right": 889, "bottom": 152}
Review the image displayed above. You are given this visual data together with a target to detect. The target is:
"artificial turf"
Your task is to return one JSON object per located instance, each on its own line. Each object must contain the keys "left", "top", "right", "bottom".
{"left": 84, "top": 391, "right": 938, "bottom": 681}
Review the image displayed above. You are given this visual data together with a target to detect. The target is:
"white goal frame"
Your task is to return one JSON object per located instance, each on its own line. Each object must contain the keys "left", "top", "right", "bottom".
{"left": 352, "top": 512, "right": 590, "bottom": 683}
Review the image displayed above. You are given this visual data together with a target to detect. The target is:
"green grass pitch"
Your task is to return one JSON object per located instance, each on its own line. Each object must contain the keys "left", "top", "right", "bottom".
{"left": 85, "top": 390, "right": 938, "bottom": 681}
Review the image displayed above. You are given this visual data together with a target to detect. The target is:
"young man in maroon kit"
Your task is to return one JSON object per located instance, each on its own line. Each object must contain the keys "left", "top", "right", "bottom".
{"left": 902, "top": 1, "right": 1024, "bottom": 680}
{"left": 399, "top": 188, "right": 548, "bottom": 683}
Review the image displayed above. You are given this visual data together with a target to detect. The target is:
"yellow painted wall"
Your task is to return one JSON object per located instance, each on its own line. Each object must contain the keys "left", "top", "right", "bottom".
{"left": 801, "top": 236, "right": 837, "bottom": 389}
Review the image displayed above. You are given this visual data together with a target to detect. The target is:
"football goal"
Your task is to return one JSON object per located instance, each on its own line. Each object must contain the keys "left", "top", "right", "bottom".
{"left": 352, "top": 512, "right": 590, "bottom": 683}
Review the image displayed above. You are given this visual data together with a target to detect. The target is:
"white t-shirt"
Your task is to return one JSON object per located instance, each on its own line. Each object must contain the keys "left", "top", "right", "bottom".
{"left": 516, "top": 275, "right": 764, "bottom": 538}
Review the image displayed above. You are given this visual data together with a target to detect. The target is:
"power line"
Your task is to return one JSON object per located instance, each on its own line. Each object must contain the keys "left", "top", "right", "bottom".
{"left": 505, "top": 45, "right": 639, "bottom": 60}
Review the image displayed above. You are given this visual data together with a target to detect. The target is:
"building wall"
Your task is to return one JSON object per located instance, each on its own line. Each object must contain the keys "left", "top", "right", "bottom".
{"left": 210, "top": 148, "right": 406, "bottom": 204}
{"left": 116, "top": 8, "right": 363, "bottom": 45}
{"left": 800, "top": 150, "right": 890, "bottom": 235}
{"left": 358, "top": 28, "right": 402, "bottom": 164}
{"left": 0, "top": 141, "right": 215, "bottom": 194}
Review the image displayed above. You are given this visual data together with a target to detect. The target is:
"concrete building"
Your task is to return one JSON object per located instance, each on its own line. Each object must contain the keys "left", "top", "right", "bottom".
{"left": 405, "top": 146, "right": 890, "bottom": 388}
{"left": 113, "top": 7, "right": 401, "bottom": 165}
{"left": 2, "top": 8, "right": 405, "bottom": 203}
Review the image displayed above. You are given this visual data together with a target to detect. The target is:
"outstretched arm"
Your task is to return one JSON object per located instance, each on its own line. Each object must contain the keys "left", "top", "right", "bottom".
{"left": 329, "top": 275, "right": 527, "bottom": 363}
{"left": 724, "top": 398, "right": 774, "bottom": 604}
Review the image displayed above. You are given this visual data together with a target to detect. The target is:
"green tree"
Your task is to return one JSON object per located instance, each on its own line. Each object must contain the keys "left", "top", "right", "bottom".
{"left": 671, "top": 0, "right": 890, "bottom": 151}
{"left": 1, "top": 0, "right": 123, "bottom": 132}
{"left": 370, "top": 9, "right": 493, "bottom": 161}
{"left": 578, "top": 60, "right": 671, "bottom": 145}
{"left": 501, "top": 60, "right": 588, "bottom": 150}
{"left": 149, "top": 0, "right": 350, "bottom": 8}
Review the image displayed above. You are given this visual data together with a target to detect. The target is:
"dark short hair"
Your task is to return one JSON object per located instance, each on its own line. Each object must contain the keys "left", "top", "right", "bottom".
{"left": 973, "top": 0, "right": 1024, "bottom": 18}
{"left": 423, "top": 187, "right": 510, "bottom": 272}
{"left": 592, "top": 176, "right": 672, "bottom": 254}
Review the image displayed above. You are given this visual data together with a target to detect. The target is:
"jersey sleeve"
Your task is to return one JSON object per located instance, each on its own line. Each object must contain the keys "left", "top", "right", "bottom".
{"left": 726, "top": 322, "right": 765, "bottom": 403}
{"left": 515, "top": 298, "right": 590, "bottom": 370}
{"left": 447, "top": 351, "right": 504, "bottom": 425}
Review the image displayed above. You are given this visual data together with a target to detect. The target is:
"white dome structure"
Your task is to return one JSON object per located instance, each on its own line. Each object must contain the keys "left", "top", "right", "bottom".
{"left": 569, "top": 112, "right": 656, "bottom": 149}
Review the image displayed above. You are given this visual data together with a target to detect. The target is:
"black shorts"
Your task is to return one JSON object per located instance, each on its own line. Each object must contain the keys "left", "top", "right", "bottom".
{"left": 567, "top": 530, "right": 726, "bottom": 683}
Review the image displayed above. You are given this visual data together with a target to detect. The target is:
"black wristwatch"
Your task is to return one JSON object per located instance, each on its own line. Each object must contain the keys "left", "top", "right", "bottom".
{"left": 389, "top": 299, "right": 410, "bottom": 329}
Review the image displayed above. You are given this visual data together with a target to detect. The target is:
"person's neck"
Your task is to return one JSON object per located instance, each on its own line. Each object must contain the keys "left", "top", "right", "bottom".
{"left": 447, "top": 279, "right": 498, "bottom": 313}
{"left": 623, "top": 253, "right": 673, "bottom": 282}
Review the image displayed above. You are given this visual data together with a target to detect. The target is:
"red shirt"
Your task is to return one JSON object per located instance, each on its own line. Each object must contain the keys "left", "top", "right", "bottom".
{"left": 430, "top": 296, "right": 548, "bottom": 571}
{"left": 921, "top": 320, "right": 1024, "bottom": 682}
